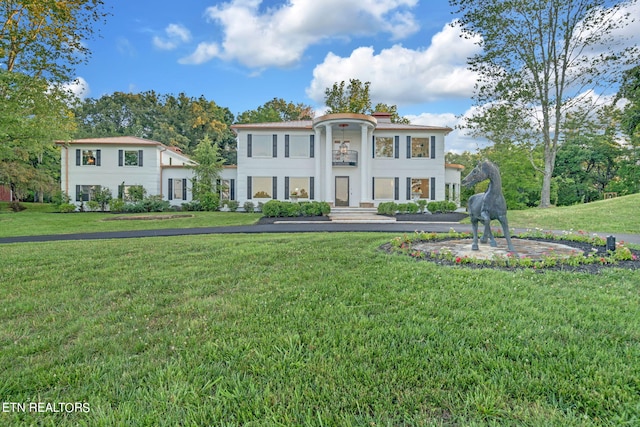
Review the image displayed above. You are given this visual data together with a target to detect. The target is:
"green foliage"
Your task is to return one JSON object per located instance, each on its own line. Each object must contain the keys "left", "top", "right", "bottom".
{"left": 197, "top": 192, "right": 220, "bottom": 212}
{"left": 126, "top": 185, "right": 146, "bottom": 202}
{"left": 243, "top": 201, "right": 255, "bottom": 213}
{"left": 86, "top": 200, "right": 100, "bottom": 212}
{"left": 324, "top": 79, "right": 372, "bottom": 114}
{"left": 416, "top": 199, "right": 428, "bottom": 213}
{"left": 451, "top": 0, "right": 638, "bottom": 207}
{"left": 377, "top": 202, "right": 398, "bottom": 216}
{"left": 57, "top": 203, "right": 76, "bottom": 213}
{"left": 261, "top": 200, "right": 328, "bottom": 217}
{"left": 73, "top": 92, "right": 236, "bottom": 163}
{"left": 0, "top": 0, "right": 109, "bottom": 82}
{"left": 236, "top": 97, "right": 314, "bottom": 123}
{"left": 191, "top": 136, "right": 225, "bottom": 204}
{"left": 123, "top": 195, "right": 171, "bottom": 213}
{"left": 109, "top": 198, "right": 125, "bottom": 213}
{"left": 226, "top": 200, "right": 239, "bottom": 212}
{"left": 427, "top": 201, "right": 457, "bottom": 213}
{"left": 92, "top": 187, "right": 112, "bottom": 212}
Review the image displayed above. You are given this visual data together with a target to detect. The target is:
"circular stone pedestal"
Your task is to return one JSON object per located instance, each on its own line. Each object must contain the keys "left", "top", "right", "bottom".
{"left": 412, "top": 238, "right": 583, "bottom": 261}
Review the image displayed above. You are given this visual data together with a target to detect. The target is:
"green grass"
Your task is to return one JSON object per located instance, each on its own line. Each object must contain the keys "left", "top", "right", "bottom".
{"left": 0, "top": 204, "right": 261, "bottom": 237}
{"left": 1, "top": 233, "right": 639, "bottom": 425}
{"left": 506, "top": 193, "right": 640, "bottom": 234}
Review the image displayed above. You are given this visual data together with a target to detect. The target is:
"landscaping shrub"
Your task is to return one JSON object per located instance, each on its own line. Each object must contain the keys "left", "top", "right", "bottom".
{"left": 109, "top": 199, "right": 125, "bottom": 213}
{"left": 416, "top": 199, "right": 428, "bottom": 213}
{"left": 377, "top": 202, "right": 398, "bottom": 216}
{"left": 319, "top": 201, "right": 331, "bottom": 216}
{"left": 182, "top": 200, "right": 203, "bottom": 211}
{"left": 300, "top": 202, "right": 320, "bottom": 217}
{"left": 227, "top": 200, "right": 239, "bottom": 212}
{"left": 262, "top": 200, "right": 284, "bottom": 217}
{"left": 198, "top": 192, "right": 220, "bottom": 212}
{"left": 93, "top": 188, "right": 113, "bottom": 212}
{"left": 427, "top": 200, "right": 457, "bottom": 213}
{"left": 284, "top": 202, "right": 301, "bottom": 217}
{"left": 405, "top": 202, "right": 419, "bottom": 214}
{"left": 87, "top": 200, "right": 100, "bottom": 212}
{"left": 243, "top": 201, "right": 255, "bottom": 213}
{"left": 58, "top": 203, "right": 76, "bottom": 213}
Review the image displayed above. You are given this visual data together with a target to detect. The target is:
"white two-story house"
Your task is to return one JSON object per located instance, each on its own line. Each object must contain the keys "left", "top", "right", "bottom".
{"left": 57, "top": 136, "right": 197, "bottom": 205}
{"left": 57, "top": 112, "right": 463, "bottom": 209}
{"left": 231, "top": 112, "right": 462, "bottom": 207}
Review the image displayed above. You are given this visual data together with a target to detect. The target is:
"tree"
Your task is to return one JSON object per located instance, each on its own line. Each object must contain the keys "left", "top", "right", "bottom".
{"left": 190, "top": 135, "right": 225, "bottom": 211}
{"left": 236, "top": 98, "right": 314, "bottom": 124}
{"left": 451, "top": 0, "right": 639, "bottom": 207}
{"left": 74, "top": 92, "right": 237, "bottom": 164}
{"left": 1, "top": 0, "right": 109, "bottom": 82}
{"left": 0, "top": 70, "right": 76, "bottom": 201}
{"left": 324, "top": 79, "right": 371, "bottom": 114}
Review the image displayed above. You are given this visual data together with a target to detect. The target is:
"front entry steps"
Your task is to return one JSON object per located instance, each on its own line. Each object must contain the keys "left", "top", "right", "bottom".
{"left": 329, "top": 207, "right": 396, "bottom": 223}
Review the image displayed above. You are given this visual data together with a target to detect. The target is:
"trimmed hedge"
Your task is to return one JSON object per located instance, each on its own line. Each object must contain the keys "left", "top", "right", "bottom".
{"left": 262, "top": 200, "right": 330, "bottom": 218}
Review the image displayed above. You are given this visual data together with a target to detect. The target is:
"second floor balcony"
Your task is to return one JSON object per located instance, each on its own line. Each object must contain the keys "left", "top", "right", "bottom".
{"left": 332, "top": 150, "right": 358, "bottom": 166}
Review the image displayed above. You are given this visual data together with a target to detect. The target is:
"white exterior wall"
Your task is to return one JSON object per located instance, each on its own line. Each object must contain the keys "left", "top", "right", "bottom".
{"left": 59, "top": 140, "right": 196, "bottom": 207}
{"left": 232, "top": 115, "right": 455, "bottom": 207}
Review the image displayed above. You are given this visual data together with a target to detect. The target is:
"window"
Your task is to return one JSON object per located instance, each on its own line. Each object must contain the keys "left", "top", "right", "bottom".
{"left": 250, "top": 135, "right": 273, "bottom": 157}
{"left": 374, "top": 137, "right": 394, "bottom": 158}
{"left": 411, "top": 178, "right": 430, "bottom": 199}
{"left": 374, "top": 178, "right": 395, "bottom": 200}
{"left": 288, "top": 177, "right": 310, "bottom": 198}
{"left": 411, "top": 138, "right": 429, "bottom": 158}
{"left": 251, "top": 177, "right": 272, "bottom": 198}
{"left": 220, "top": 179, "right": 231, "bottom": 201}
{"left": 288, "top": 135, "right": 310, "bottom": 157}
{"left": 173, "top": 179, "right": 183, "bottom": 200}
{"left": 76, "top": 185, "right": 100, "bottom": 202}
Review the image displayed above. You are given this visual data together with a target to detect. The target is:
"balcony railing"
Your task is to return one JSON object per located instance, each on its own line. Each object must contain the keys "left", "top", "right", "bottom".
{"left": 332, "top": 150, "right": 358, "bottom": 166}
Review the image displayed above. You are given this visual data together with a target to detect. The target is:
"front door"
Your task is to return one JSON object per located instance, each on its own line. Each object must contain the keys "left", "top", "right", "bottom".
{"left": 335, "top": 176, "right": 349, "bottom": 207}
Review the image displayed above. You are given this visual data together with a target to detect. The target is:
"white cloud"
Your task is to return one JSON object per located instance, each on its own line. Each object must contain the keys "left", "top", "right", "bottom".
{"left": 306, "top": 21, "right": 482, "bottom": 106}
{"left": 62, "top": 77, "right": 90, "bottom": 100}
{"left": 153, "top": 23, "right": 192, "bottom": 51}
{"left": 179, "top": 42, "right": 220, "bottom": 65}
{"left": 188, "top": 0, "right": 419, "bottom": 68}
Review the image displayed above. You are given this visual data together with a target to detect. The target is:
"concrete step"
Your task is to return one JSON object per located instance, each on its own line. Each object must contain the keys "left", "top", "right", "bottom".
{"left": 329, "top": 207, "right": 396, "bottom": 223}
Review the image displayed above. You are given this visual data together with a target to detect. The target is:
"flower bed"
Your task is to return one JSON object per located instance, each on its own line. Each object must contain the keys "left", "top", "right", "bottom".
{"left": 383, "top": 228, "right": 640, "bottom": 272}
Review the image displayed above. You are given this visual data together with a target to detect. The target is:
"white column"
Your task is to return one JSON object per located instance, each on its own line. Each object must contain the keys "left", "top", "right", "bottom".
{"left": 360, "top": 124, "right": 369, "bottom": 205}
{"left": 314, "top": 128, "right": 321, "bottom": 201}
{"left": 325, "top": 125, "right": 333, "bottom": 203}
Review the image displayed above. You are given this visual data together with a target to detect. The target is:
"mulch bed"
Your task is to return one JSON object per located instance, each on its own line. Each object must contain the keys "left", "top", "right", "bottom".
{"left": 380, "top": 237, "right": 640, "bottom": 273}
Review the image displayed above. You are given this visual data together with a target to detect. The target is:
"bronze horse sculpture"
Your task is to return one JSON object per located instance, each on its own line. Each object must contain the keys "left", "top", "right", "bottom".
{"left": 462, "top": 160, "right": 516, "bottom": 253}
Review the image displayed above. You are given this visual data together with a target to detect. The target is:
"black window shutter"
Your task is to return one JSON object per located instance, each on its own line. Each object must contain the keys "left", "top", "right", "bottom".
{"left": 96, "top": 150, "right": 101, "bottom": 166}
{"left": 76, "top": 185, "right": 81, "bottom": 202}
{"left": 394, "top": 177, "right": 399, "bottom": 200}
{"left": 118, "top": 150, "right": 123, "bottom": 166}
{"left": 247, "top": 134, "right": 252, "bottom": 157}
{"left": 430, "top": 136, "right": 436, "bottom": 159}
{"left": 310, "top": 135, "right": 315, "bottom": 158}
{"left": 247, "top": 176, "right": 252, "bottom": 198}
{"left": 272, "top": 176, "right": 277, "bottom": 199}
{"left": 406, "top": 136, "right": 412, "bottom": 159}
{"left": 182, "top": 179, "right": 187, "bottom": 200}
{"left": 118, "top": 184, "right": 124, "bottom": 199}
{"left": 273, "top": 135, "right": 278, "bottom": 158}
{"left": 310, "top": 177, "right": 315, "bottom": 200}
{"left": 230, "top": 179, "right": 235, "bottom": 200}
{"left": 139, "top": 150, "right": 144, "bottom": 167}
{"left": 285, "top": 135, "right": 290, "bottom": 158}
{"left": 76, "top": 149, "right": 81, "bottom": 166}
{"left": 372, "top": 178, "right": 376, "bottom": 199}
{"left": 431, "top": 177, "right": 436, "bottom": 200}
{"left": 406, "top": 177, "right": 412, "bottom": 200}
{"left": 168, "top": 179, "right": 173, "bottom": 200}
{"left": 284, "top": 177, "right": 290, "bottom": 199}
{"left": 394, "top": 136, "right": 399, "bottom": 159}
{"left": 372, "top": 136, "right": 376, "bottom": 158}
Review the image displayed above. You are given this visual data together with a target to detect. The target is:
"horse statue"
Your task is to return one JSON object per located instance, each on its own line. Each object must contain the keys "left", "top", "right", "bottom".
{"left": 462, "top": 160, "right": 516, "bottom": 253}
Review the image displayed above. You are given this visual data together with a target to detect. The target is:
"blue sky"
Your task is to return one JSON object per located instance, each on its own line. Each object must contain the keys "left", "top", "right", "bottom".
{"left": 71, "top": 0, "right": 638, "bottom": 153}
